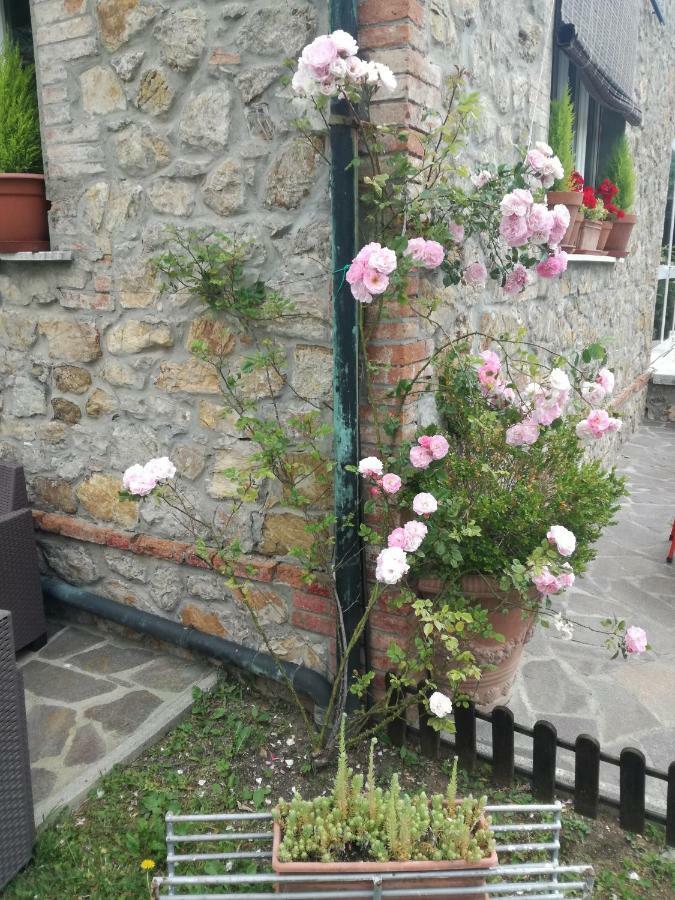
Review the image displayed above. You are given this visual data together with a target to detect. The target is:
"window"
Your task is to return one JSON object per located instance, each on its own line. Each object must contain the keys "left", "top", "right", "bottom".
{"left": 1, "top": 0, "right": 34, "bottom": 62}
{"left": 552, "top": 44, "right": 626, "bottom": 187}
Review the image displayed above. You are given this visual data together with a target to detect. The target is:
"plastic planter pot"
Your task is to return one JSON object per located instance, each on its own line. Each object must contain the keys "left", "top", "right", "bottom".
{"left": 596, "top": 219, "right": 613, "bottom": 254}
{"left": 605, "top": 213, "right": 637, "bottom": 258}
{"left": 0, "top": 174, "right": 50, "bottom": 252}
{"left": 546, "top": 190, "right": 583, "bottom": 251}
{"left": 420, "top": 574, "right": 537, "bottom": 712}
{"left": 272, "top": 819, "right": 498, "bottom": 900}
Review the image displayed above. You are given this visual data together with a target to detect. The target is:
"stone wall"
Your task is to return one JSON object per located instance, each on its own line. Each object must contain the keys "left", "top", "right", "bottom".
{"left": 0, "top": 0, "right": 674, "bottom": 683}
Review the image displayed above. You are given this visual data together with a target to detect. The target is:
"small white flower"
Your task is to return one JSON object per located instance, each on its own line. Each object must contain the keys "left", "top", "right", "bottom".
{"left": 628, "top": 871, "right": 640, "bottom": 881}
{"left": 285, "top": 759, "right": 294, "bottom": 768}
{"left": 96, "top": 788, "right": 105, "bottom": 799}
{"left": 553, "top": 613, "right": 574, "bottom": 641}
{"left": 548, "top": 367, "right": 571, "bottom": 392}
{"left": 286, "top": 737, "right": 295, "bottom": 746}
{"left": 429, "top": 691, "right": 453, "bottom": 719}
{"left": 197, "top": 779, "right": 206, "bottom": 786}
{"left": 176, "top": 768, "right": 184, "bottom": 775}
{"left": 255, "top": 777, "right": 263, "bottom": 784}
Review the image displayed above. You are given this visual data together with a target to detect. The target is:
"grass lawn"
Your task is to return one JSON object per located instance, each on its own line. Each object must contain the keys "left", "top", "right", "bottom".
{"left": 5, "top": 676, "right": 675, "bottom": 899}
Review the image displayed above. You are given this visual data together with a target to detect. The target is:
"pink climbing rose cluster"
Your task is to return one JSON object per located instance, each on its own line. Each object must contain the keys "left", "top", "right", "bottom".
{"left": 531, "top": 524, "right": 577, "bottom": 596}
{"left": 291, "top": 31, "right": 396, "bottom": 98}
{"left": 525, "top": 141, "right": 565, "bottom": 190}
{"left": 122, "top": 457, "right": 176, "bottom": 497}
{"left": 409, "top": 434, "right": 450, "bottom": 469}
{"left": 404, "top": 237, "right": 446, "bottom": 269}
{"left": 498, "top": 185, "right": 569, "bottom": 287}
{"left": 346, "top": 242, "right": 398, "bottom": 303}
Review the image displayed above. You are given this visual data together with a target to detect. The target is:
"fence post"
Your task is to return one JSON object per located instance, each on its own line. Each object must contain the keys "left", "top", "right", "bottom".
{"left": 418, "top": 700, "right": 440, "bottom": 760}
{"left": 620, "top": 748, "right": 646, "bottom": 834}
{"left": 533, "top": 720, "right": 557, "bottom": 802}
{"left": 574, "top": 734, "right": 600, "bottom": 818}
{"left": 385, "top": 672, "right": 406, "bottom": 748}
{"left": 454, "top": 702, "right": 477, "bottom": 772}
{"left": 667, "top": 761, "right": 675, "bottom": 847}
{"left": 491, "top": 706, "right": 514, "bottom": 786}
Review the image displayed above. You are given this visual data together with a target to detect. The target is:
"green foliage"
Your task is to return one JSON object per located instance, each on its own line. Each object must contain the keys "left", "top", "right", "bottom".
{"left": 548, "top": 89, "right": 575, "bottom": 191}
{"left": 0, "top": 40, "right": 42, "bottom": 174}
{"left": 605, "top": 135, "right": 636, "bottom": 212}
{"left": 275, "top": 717, "right": 494, "bottom": 863}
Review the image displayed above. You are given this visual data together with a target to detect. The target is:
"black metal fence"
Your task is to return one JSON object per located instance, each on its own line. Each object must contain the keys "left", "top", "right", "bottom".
{"left": 385, "top": 678, "right": 675, "bottom": 847}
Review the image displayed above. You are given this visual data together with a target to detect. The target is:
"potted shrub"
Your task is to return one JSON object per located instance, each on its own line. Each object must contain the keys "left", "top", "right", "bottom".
{"left": 576, "top": 187, "right": 607, "bottom": 253}
{"left": 0, "top": 40, "right": 49, "bottom": 253}
{"left": 546, "top": 89, "right": 582, "bottom": 249}
{"left": 393, "top": 346, "right": 626, "bottom": 709}
{"left": 602, "top": 137, "right": 637, "bottom": 256}
{"left": 273, "top": 723, "right": 497, "bottom": 898}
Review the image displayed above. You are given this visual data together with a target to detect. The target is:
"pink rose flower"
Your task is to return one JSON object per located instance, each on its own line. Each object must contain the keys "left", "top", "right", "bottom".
{"left": 300, "top": 34, "right": 338, "bottom": 77}
{"left": 421, "top": 240, "right": 445, "bottom": 268}
{"left": 526, "top": 148, "right": 547, "bottom": 174}
{"left": 500, "top": 188, "right": 534, "bottom": 218}
{"left": 499, "top": 213, "right": 531, "bottom": 247}
{"left": 576, "top": 409, "right": 622, "bottom": 440}
{"left": 449, "top": 221, "right": 465, "bottom": 243}
{"left": 409, "top": 445, "right": 433, "bottom": 468}
{"left": 535, "top": 141, "right": 553, "bottom": 156}
{"left": 581, "top": 381, "right": 606, "bottom": 406}
{"left": 362, "top": 268, "right": 389, "bottom": 294}
{"left": 358, "top": 456, "right": 383, "bottom": 478}
{"left": 548, "top": 204, "right": 570, "bottom": 246}
{"left": 412, "top": 492, "right": 438, "bottom": 515}
{"left": 387, "top": 527, "right": 406, "bottom": 549}
{"left": 532, "top": 567, "right": 562, "bottom": 596}
{"left": 502, "top": 263, "right": 528, "bottom": 295}
{"left": 368, "top": 246, "right": 397, "bottom": 274}
{"left": 558, "top": 565, "right": 575, "bottom": 588}
{"left": 375, "top": 546, "right": 410, "bottom": 585}
{"left": 625, "top": 625, "right": 648, "bottom": 654}
{"left": 479, "top": 349, "right": 501, "bottom": 372}
{"left": 404, "top": 237, "right": 427, "bottom": 263}
{"left": 471, "top": 170, "right": 493, "bottom": 188}
{"left": 463, "top": 261, "right": 488, "bottom": 286}
{"left": 381, "top": 473, "right": 402, "bottom": 494}
{"left": 417, "top": 435, "right": 432, "bottom": 448}
{"left": 331, "top": 29, "right": 358, "bottom": 57}
{"left": 428, "top": 434, "right": 449, "bottom": 460}
{"left": 533, "top": 396, "right": 565, "bottom": 426}
{"left": 350, "top": 280, "right": 373, "bottom": 303}
{"left": 506, "top": 418, "right": 540, "bottom": 447}
{"left": 535, "top": 249, "right": 568, "bottom": 278}
{"left": 547, "top": 524, "right": 576, "bottom": 557}
{"left": 122, "top": 464, "right": 158, "bottom": 497}
{"left": 346, "top": 256, "right": 365, "bottom": 285}
{"left": 402, "top": 520, "right": 428, "bottom": 551}
{"left": 144, "top": 457, "right": 177, "bottom": 482}
{"left": 528, "top": 203, "right": 553, "bottom": 244}
{"left": 596, "top": 367, "right": 615, "bottom": 394}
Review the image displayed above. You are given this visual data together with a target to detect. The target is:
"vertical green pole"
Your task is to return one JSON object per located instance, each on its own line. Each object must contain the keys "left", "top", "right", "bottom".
{"left": 329, "top": 0, "right": 362, "bottom": 691}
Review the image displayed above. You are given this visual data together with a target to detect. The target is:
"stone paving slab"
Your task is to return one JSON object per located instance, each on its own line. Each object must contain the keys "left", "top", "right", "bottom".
{"left": 506, "top": 423, "right": 675, "bottom": 812}
{"left": 17, "top": 620, "right": 217, "bottom": 825}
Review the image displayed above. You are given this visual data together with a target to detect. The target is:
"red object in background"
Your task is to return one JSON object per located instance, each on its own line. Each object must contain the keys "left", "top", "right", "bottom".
{"left": 0, "top": 174, "right": 50, "bottom": 252}
{"left": 582, "top": 185, "right": 597, "bottom": 209}
{"left": 570, "top": 170, "right": 584, "bottom": 191}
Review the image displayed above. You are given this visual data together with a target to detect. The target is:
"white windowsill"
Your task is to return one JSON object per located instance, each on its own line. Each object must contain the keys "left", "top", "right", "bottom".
{"left": 567, "top": 254, "right": 619, "bottom": 264}
{"left": 0, "top": 250, "right": 74, "bottom": 262}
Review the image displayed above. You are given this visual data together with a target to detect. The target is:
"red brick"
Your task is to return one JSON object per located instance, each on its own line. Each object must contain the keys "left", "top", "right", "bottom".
{"left": 94, "top": 274, "right": 111, "bottom": 292}
{"left": 368, "top": 339, "right": 433, "bottom": 366}
{"left": 293, "top": 590, "right": 333, "bottom": 616}
{"left": 209, "top": 49, "right": 241, "bottom": 66}
{"left": 276, "top": 563, "right": 331, "bottom": 595}
{"left": 359, "top": 0, "right": 425, "bottom": 26}
{"left": 358, "top": 22, "right": 424, "bottom": 51}
{"left": 106, "top": 531, "right": 131, "bottom": 551}
{"left": 60, "top": 290, "right": 114, "bottom": 311}
{"left": 370, "top": 609, "right": 415, "bottom": 633}
{"left": 369, "top": 319, "right": 421, "bottom": 341}
{"left": 291, "top": 610, "right": 335, "bottom": 637}
{"left": 233, "top": 557, "right": 277, "bottom": 582}
{"left": 130, "top": 534, "right": 184, "bottom": 561}
{"left": 184, "top": 549, "right": 211, "bottom": 569}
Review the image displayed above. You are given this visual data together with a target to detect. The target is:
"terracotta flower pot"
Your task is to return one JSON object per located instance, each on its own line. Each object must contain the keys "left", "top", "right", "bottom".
{"left": 419, "top": 574, "right": 537, "bottom": 712}
{"left": 604, "top": 213, "right": 637, "bottom": 258}
{"left": 596, "top": 219, "right": 612, "bottom": 253}
{"left": 272, "top": 819, "right": 498, "bottom": 899}
{"left": 546, "top": 190, "right": 583, "bottom": 252}
{"left": 575, "top": 219, "right": 603, "bottom": 254}
{"left": 0, "top": 174, "right": 50, "bottom": 253}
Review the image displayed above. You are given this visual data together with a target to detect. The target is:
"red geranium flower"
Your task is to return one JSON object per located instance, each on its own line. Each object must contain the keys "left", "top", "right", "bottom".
{"left": 570, "top": 170, "right": 584, "bottom": 191}
{"left": 582, "top": 185, "right": 597, "bottom": 209}
{"left": 597, "top": 178, "right": 619, "bottom": 203}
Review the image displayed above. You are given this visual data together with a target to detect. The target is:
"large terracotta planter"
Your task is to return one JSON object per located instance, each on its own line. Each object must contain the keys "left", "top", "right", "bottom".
{"left": 605, "top": 213, "right": 637, "bottom": 258}
{"left": 272, "top": 820, "right": 497, "bottom": 899}
{"left": 419, "top": 574, "right": 537, "bottom": 712}
{"left": 0, "top": 174, "right": 50, "bottom": 252}
{"left": 596, "top": 219, "right": 612, "bottom": 254}
{"left": 575, "top": 219, "right": 603, "bottom": 254}
{"left": 546, "top": 190, "right": 583, "bottom": 252}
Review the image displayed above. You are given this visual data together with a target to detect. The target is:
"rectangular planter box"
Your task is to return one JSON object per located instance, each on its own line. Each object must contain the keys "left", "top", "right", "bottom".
{"left": 272, "top": 820, "right": 497, "bottom": 899}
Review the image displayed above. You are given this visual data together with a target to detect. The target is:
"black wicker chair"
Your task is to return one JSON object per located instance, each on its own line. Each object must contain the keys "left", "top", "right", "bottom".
{"left": 0, "top": 464, "right": 47, "bottom": 653}
{"left": 0, "top": 609, "right": 35, "bottom": 889}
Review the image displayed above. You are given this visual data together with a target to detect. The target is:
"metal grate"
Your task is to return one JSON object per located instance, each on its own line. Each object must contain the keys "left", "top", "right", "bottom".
{"left": 152, "top": 802, "right": 594, "bottom": 899}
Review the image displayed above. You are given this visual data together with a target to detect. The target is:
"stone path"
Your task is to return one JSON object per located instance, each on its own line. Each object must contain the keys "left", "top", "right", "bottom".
{"left": 18, "top": 621, "right": 216, "bottom": 824}
{"left": 497, "top": 423, "right": 675, "bottom": 812}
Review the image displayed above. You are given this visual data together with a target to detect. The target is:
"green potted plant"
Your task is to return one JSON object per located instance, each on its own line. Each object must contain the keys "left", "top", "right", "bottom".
{"left": 546, "top": 89, "right": 582, "bottom": 249}
{"left": 576, "top": 187, "right": 607, "bottom": 253}
{"left": 602, "top": 135, "right": 637, "bottom": 257}
{"left": 273, "top": 722, "right": 497, "bottom": 897}
{"left": 0, "top": 40, "right": 49, "bottom": 252}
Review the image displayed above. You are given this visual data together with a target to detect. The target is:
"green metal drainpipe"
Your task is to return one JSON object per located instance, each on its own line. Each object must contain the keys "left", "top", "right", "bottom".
{"left": 329, "top": 0, "right": 365, "bottom": 694}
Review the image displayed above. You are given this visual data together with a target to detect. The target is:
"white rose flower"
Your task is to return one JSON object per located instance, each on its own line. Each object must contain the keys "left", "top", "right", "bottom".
{"left": 429, "top": 691, "right": 453, "bottom": 719}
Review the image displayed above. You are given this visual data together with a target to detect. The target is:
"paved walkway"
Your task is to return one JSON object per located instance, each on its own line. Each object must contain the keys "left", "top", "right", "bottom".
{"left": 18, "top": 621, "right": 216, "bottom": 824}
{"left": 500, "top": 423, "right": 675, "bottom": 811}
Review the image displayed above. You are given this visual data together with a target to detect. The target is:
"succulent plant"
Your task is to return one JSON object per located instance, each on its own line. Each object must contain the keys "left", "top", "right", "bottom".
{"left": 275, "top": 717, "right": 494, "bottom": 864}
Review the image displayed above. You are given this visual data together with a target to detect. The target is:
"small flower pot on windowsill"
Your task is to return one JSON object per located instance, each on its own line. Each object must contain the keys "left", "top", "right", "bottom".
{"left": 605, "top": 213, "right": 637, "bottom": 258}
{"left": 0, "top": 174, "right": 50, "bottom": 252}
{"left": 575, "top": 219, "right": 603, "bottom": 254}
{"left": 546, "top": 190, "right": 583, "bottom": 251}
{"left": 596, "top": 219, "right": 613, "bottom": 254}
{"left": 272, "top": 820, "right": 498, "bottom": 900}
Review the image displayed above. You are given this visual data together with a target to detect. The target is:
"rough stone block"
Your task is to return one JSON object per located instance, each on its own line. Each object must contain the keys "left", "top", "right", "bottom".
{"left": 136, "top": 67, "right": 175, "bottom": 115}
{"left": 178, "top": 86, "right": 231, "bottom": 151}
{"left": 154, "top": 358, "right": 220, "bottom": 393}
{"left": 154, "top": 8, "right": 207, "bottom": 72}
{"left": 76, "top": 473, "right": 139, "bottom": 526}
{"left": 107, "top": 320, "right": 173, "bottom": 354}
{"left": 265, "top": 138, "right": 319, "bottom": 209}
{"left": 80, "top": 65, "right": 127, "bottom": 114}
